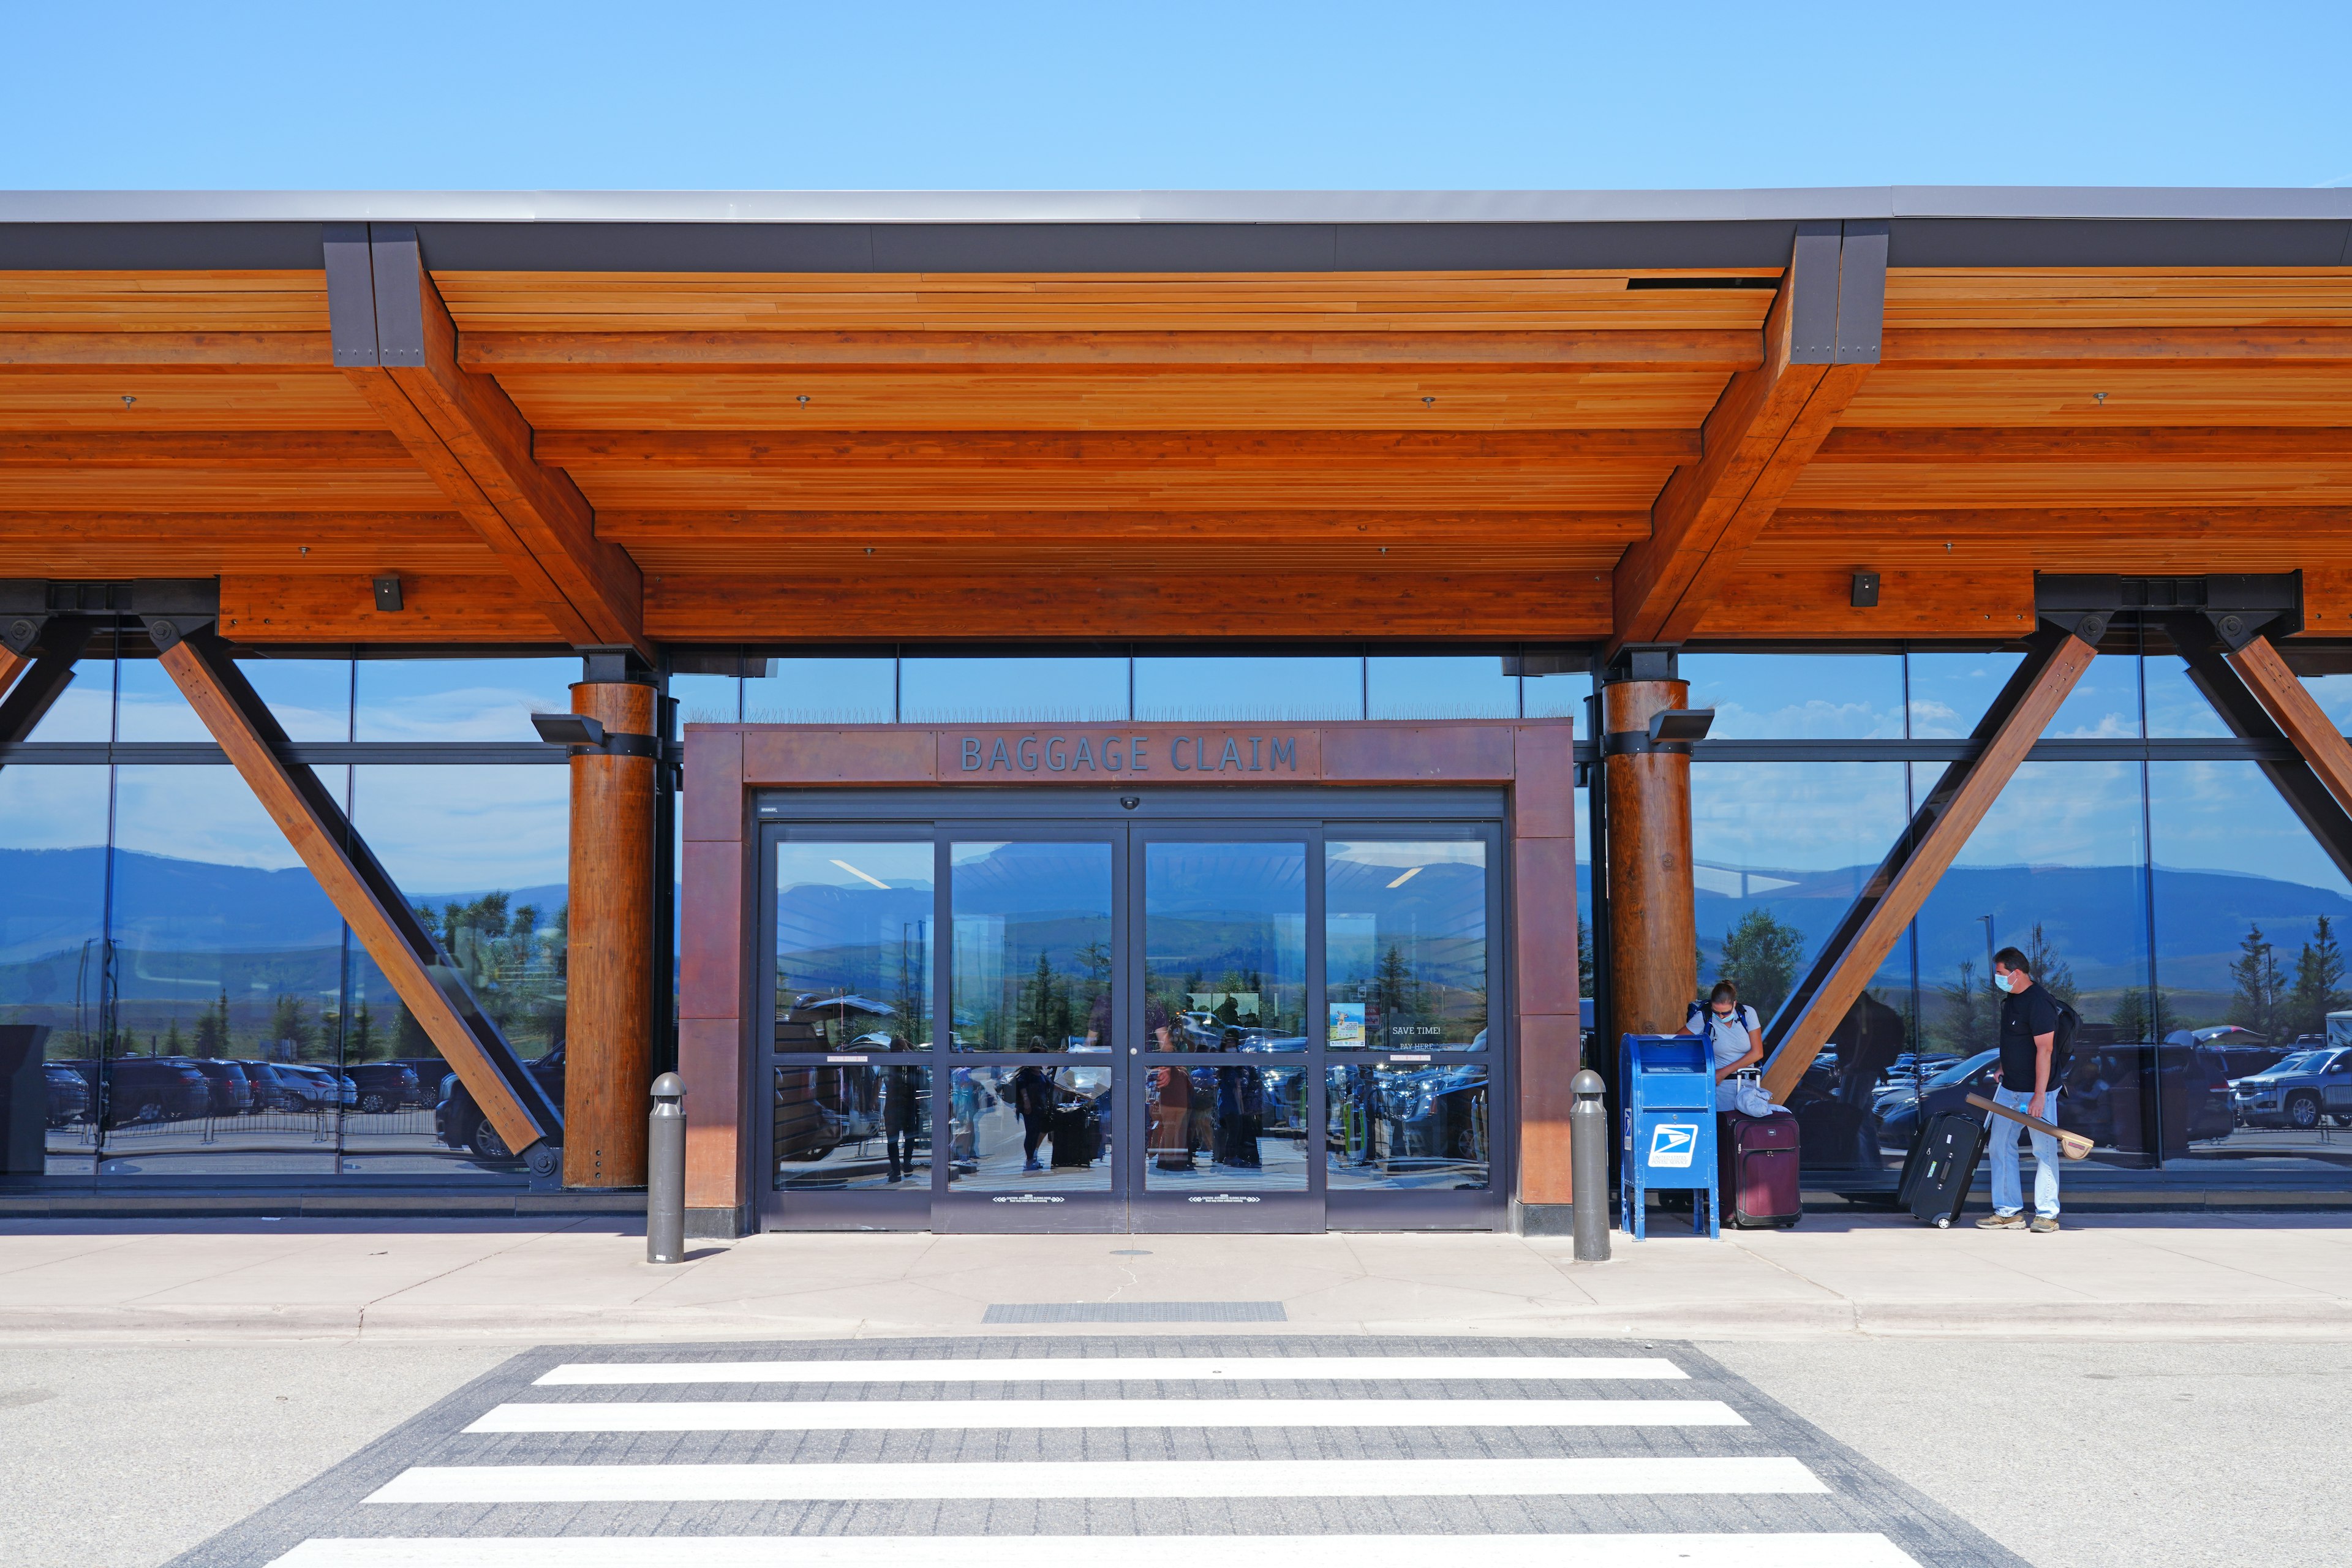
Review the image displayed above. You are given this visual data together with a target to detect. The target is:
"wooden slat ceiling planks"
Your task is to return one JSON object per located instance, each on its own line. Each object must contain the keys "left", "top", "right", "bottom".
{"left": 1836, "top": 366, "right": 2352, "bottom": 426}
{"left": 0, "top": 510, "right": 500, "bottom": 576}
{"left": 0, "top": 271, "right": 333, "bottom": 331}
{"left": 1883, "top": 268, "right": 2352, "bottom": 328}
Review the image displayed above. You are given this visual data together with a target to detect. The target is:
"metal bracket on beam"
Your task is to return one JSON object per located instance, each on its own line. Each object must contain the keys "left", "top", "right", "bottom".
{"left": 2037, "top": 572, "right": 2302, "bottom": 650}
{"left": 1600, "top": 709, "right": 1717, "bottom": 757}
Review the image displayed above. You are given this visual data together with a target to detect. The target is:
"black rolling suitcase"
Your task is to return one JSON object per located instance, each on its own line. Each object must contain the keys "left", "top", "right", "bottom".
{"left": 1900, "top": 1109, "right": 1986, "bottom": 1228}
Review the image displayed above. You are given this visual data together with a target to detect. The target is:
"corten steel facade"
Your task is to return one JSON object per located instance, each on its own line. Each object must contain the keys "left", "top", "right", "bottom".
{"left": 6, "top": 189, "right": 2352, "bottom": 1232}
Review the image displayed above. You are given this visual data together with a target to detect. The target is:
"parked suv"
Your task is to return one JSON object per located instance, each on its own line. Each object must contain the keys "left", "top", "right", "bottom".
{"left": 45, "top": 1063, "right": 90, "bottom": 1128}
{"left": 436, "top": 1046, "right": 565, "bottom": 1161}
{"left": 233, "top": 1060, "right": 307, "bottom": 1111}
{"left": 2233, "top": 1047, "right": 2352, "bottom": 1129}
{"left": 166, "top": 1058, "right": 255, "bottom": 1116}
{"left": 61, "top": 1057, "right": 213, "bottom": 1128}
{"left": 347, "top": 1062, "right": 421, "bottom": 1114}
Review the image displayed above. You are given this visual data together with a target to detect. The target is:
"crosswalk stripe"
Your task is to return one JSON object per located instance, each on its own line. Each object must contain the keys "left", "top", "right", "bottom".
{"left": 366, "top": 1456, "right": 1828, "bottom": 1503}
{"left": 268, "top": 1534, "right": 1921, "bottom": 1567}
{"left": 467, "top": 1396, "right": 1744, "bottom": 1433}
{"left": 534, "top": 1354, "right": 1689, "bottom": 1385}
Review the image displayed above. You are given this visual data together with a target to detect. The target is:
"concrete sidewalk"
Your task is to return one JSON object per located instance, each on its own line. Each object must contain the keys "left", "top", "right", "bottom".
{"left": 6, "top": 1209, "right": 2352, "bottom": 1342}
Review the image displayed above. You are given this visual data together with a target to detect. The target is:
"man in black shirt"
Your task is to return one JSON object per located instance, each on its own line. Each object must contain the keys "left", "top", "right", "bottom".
{"left": 1978, "top": 944, "right": 2064, "bottom": 1232}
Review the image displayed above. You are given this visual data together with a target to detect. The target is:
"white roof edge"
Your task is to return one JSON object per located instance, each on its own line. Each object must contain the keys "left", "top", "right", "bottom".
{"left": 1, "top": 186, "right": 2350, "bottom": 225}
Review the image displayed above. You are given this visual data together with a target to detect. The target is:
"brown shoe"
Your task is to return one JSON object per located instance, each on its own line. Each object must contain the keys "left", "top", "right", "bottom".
{"left": 2030, "top": 1215, "right": 2061, "bottom": 1234}
{"left": 1976, "top": 1212, "right": 2027, "bottom": 1230}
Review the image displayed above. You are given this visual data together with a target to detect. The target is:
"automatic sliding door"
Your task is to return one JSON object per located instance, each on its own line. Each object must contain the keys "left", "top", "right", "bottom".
{"left": 1129, "top": 834, "right": 1321, "bottom": 1232}
{"left": 934, "top": 835, "right": 1123, "bottom": 1232}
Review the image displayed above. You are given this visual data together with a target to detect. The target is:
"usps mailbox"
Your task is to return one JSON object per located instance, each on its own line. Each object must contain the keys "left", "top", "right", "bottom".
{"left": 1618, "top": 1032, "right": 1721, "bottom": 1240}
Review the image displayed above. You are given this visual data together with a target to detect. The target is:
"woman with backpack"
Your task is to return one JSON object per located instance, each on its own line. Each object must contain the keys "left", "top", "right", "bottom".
{"left": 1686, "top": 981, "right": 1765, "bottom": 1112}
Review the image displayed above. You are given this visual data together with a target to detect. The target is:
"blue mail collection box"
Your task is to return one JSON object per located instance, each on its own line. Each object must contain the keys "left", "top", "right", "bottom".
{"left": 1618, "top": 1032, "right": 1720, "bottom": 1240}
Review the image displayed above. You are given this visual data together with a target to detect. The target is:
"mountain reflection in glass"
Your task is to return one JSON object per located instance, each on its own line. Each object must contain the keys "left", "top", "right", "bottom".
{"left": 1141, "top": 842, "right": 1307, "bottom": 1051}
{"left": 949, "top": 842, "right": 1112, "bottom": 1052}
{"left": 774, "top": 843, "right": 934, "bottom": 1052}
{"left": 1324, "top": 841, "right": 1488, "bottom": 1051}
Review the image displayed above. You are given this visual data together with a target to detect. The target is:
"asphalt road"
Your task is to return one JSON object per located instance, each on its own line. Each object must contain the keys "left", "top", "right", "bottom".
{"left": 5, "top": 1336, "right": 2346, "bottom": 1568}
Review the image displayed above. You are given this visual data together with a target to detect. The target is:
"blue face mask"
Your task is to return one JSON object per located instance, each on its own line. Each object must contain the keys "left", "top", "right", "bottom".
{"left": 1993, "top": 971, "right": 2015, "bottom": 993}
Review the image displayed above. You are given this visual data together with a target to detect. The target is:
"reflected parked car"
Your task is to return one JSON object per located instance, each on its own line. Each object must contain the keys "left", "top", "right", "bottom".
{"left": 347, "top": 1063, "right": 421, "bottom": 1114}
{"left": 2233, "top": 1047, "right": 2352, "bottom": 1129}
{"left": 166, "top": 1058, "right": 255, "bottom": 1115}
{"left": 233, "top": 1060, "right": 307, "bottom": 1111}
{"left": 45, "top": 1063, "right": 89, "bottom": 1127}
{"left": 388, "top": 1058, "right": 453, "bottom": 1108}
{"left": 61, "top": 1057, "right": 213, "bottom": 1128}
{"left": 436, "top": 1046, "right": 565, "bottom": 1161}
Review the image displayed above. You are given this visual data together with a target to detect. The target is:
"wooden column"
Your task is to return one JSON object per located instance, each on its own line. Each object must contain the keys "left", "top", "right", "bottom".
{"left": 1602, "top": 678, "right": 1696, "bottom": 1039}
{"left": 565, "top": 679, "right": 658, "bottom": 1188}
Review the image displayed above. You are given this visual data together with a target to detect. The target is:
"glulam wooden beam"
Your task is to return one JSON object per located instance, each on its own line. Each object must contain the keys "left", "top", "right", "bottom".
{"left": 1880, "top": 326, "right": 2352, "bottom": 368}
{"left": 461, "top": 328, "right": 1765, "bottom": 372}
{"left": 1760, "top": 624, "right": 2098, "bottom": 1102}
{"left": 2229, "top": 633, "right": 2352, "bottom": 810}
{"left": 1813, "top": 427, "right": 2352, "bottom": 462}
{"left": 1610, "top": 223, "right": 1885, "bottom": 651}
{"left": 325, "top": 225, "right": 647, "bottom": 658}
{"left": 0, "top": 331, "right": 334, "bottom": 367}
{"left": 537, "top": 428, "right": 1698, "bottom": 467}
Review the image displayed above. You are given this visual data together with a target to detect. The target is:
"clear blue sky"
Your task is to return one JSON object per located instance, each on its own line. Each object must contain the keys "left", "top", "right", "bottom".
{"left": 4, "top": 1, "right": 2347, "bottom": 191}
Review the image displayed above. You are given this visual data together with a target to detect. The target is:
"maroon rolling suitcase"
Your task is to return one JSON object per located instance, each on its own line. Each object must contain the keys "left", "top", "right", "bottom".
{"left": 1719, "top": 1109, "right": 1802, "bottom": 1229}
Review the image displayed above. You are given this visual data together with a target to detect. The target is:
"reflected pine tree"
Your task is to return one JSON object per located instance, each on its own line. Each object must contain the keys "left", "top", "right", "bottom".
{"left": 2286, "top": 915, "right": 2350, "bottom": 1042}
{"left": 386, "top": 892, "right": 568, "bottom": 1058}
{"left": 2229, "top": 923, "right": 2286, "bottom": 1041}
{"left": 1934, "top": 959, "right": 1996, "bottom": 1056}
{"left": 1717, "top": 908, "right": 1804, "bottom": 1021}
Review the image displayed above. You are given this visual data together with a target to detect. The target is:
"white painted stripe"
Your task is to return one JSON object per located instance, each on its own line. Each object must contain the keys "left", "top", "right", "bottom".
{"left": 270, "top": 1534, "right": 1921, "bottom": 1568}
{"left": 366, "top": 1457, "right": 1825, "bottom": 1504}
{"left": 535, "top": 1354, "right": 1687, "bottom": 1385}
{"left": 467, "top": 1396, "right": 1744, "bottom": 1433}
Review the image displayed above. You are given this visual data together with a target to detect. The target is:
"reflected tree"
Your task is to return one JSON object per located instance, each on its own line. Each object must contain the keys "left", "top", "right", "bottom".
{"left": 2021, "top": 922, "right": 2078, "bottom": 1008}
{"left": 1717, "top": 909, "right": 1804, "bottom": 1021}
{"left": 2229, "top": 923, "right": 2286, "bottom": 1041}
{"left": 1934, "top": 959, "right": 1996, "bottom": 1056}
{"left": 2286, "top": 914, "right": 2349, "bottom": 1042}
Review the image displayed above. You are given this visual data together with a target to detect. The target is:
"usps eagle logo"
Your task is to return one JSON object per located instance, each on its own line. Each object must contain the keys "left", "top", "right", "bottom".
{"left": 1648, "top": 1123, "right": 1699, "bottom": 1168}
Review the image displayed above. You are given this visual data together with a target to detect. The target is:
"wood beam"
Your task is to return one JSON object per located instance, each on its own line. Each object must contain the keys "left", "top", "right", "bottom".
{"left": 537, "top": 428, "right": 1697, "bottom": 467}
{"left": 326, "top": 225, "right": 647, "bottom": 657}
{"left": 0, "top": 644, "right": 28, "bottom": 706}
{"left": 1761, "top": 625, "right": 2098, "bottom": 1102}
{"left": 1813, "top": 427, "right": 2352, "bottom": 462}
{"left": 2228, "top": 633, "right": 2352, "bottom": 810}
{"left": 145, "top": 622, "right": 562, "bottom": 1159}
{"left": 0, "top": 431, "right": 409, "bottom": 466}
{"left": 219, "top": 573, "right": 565, "bottom": 642}
{"left": 1881, "top": 326, "right": 2352, "bottom": 368}
{"left": 0, "top": 332, "right": 333, "bottom": 367}
{"left": 458, "top": 328, "right": 1763, "bottom": 372}
{"left": 647, "top": 568, "right": 1612, "bottom": 641}
{"left": 1610, "top": 223, "right": 1882, "bottom": 650}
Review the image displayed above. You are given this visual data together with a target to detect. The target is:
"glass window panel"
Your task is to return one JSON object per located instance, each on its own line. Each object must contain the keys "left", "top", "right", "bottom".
{"left": 1133, "top": 657, "right": 1360, "bottom": 722}
{"left": 354, "top": 657, "right": 576, "bottom": 742}
{"left": 1141, "top": 841, "right": 1308, "bottom": 1051}
{"left": 899, "top": 657, "right": 1123, "bottom": 723}
{"left": 2149, "top": 761, "right": 2352, "bottom": 1169}
{"left": 773, "top": 1063, "right": 930, "bottom": 1189}
{"left": 745, "top": 656, "right": 896, "bottom": 724}
{"left": 671, "top": 672, "right": 740, "bottom": 726}
{"left": 1915, "top": 761, "right": 2150, "bottom": 1170}
{"left": 1682, "top": 654, "right": 1904, "bottom": 739}
{"left": 1906, "top": 650, "right": 2023, "bottom": 739}
{"left": 1325, "top": 1063, "right": 1490, "bottom": 1189}
{"left": 946, "top": 1063, "right": 1113, "bottom": 1189}
{"left": 105, "top": 766, "right": 349, "bottom": 1175}
{"left": 949, "top": 841, "right": 1112, "bottom": 1053}
{"left": 2047, "top": 652, "right": 2143, "bottom": 739}
{"left": 344, "top": 764, "right": 570, "bottom": 1174}
{"left": 1142, "top": 1063, "right": 1309, "bottom": 1189}
{"left": 1325, "top": 840, "right": 1489, "bottom": 1051}
{"left": 116, "top": 655, "right": 353, "bottom": 742}
{"left": 20, "top": 645, "right": 113, "bottom": 742}
{"left": 2143, "top": 655, "right": 2233, "bottom": 738}
{"left": 774, "top": 842, "right": 934, "bottom": 1053}
{"left": 1366, "top": 655, "right": 1518, "bottom": 720}
{"left": 0, "top": 766, "right": 110, "bottom": 1175}
{"left": 1523, "top": 669, "right": 1583, "bottom": 720}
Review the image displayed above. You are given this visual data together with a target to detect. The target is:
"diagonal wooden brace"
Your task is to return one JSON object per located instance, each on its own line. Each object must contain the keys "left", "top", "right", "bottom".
{"left": 1761, "top": 623, "right": 2098, "bottom": 1102}
{"left": 145, "top": 620, "right": 562, "bottom": 1161}
{"left": 2227, "top": 634, "right": 2352, "bottom": 813}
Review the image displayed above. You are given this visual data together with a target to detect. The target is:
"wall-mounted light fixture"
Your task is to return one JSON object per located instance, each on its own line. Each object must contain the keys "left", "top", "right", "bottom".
{"left": 372, "top": 575, "right": 404, "bottom": 612}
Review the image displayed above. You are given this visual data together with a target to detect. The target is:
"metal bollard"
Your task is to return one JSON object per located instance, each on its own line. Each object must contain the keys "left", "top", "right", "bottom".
{"left": 1569, "top": 1068, "right": 1611, "bottom": 1262}
{"left": 646, "top": 1071, "right": 687, "bottom": 1264}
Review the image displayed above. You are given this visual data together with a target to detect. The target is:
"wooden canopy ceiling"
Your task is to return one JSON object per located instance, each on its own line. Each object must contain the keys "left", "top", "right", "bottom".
{"left": 4, "top": 198, "right": 2350, "bottom": 648}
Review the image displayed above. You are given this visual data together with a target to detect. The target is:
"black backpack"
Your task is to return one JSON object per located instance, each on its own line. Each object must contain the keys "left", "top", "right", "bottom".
{"left": 2049, "top": 996, "right": 2081, "bottom": 1083}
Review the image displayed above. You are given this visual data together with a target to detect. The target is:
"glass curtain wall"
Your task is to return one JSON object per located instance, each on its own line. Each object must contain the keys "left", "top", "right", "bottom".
{"left": 0, "top": 637, "right": 574, "bottom": 1184}
{"left": 1686, "top": 639, "right": 2352, "bottom": 1193}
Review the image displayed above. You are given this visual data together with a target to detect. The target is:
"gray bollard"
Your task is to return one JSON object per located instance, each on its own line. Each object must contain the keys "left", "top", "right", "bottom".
{"left": 646, "top": 1071, "right": 687, "bottom": 1264}
{"left": 1569, "top": 1068, "right": 1611, "bottom": 1262}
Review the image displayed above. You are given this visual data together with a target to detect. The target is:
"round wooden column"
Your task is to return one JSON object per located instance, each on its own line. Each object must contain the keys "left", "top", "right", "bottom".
{"left": 564, "top": 679, "right": 657, "bottom": 1188}
{"left": 1603, "top": 679, "right": 1697, "bottom": 1039}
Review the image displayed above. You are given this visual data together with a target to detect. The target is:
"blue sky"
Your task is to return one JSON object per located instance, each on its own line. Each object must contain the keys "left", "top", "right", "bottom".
{"left": 4, "top": 2, "right": 2346, "bottom": 190}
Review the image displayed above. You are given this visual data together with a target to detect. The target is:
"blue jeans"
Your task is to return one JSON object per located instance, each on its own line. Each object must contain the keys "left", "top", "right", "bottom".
{"left": 1988, "top": 1084, "right": 2060, "bottom": 1218}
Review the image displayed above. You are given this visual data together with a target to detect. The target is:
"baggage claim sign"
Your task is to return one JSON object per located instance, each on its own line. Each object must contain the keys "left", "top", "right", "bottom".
{"left": 939, "top": 725, "right": 1321, "bottom": 781}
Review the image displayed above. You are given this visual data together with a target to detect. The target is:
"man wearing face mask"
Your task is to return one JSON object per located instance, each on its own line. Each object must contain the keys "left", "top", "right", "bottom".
{"left": 1981, "top": 945, "right": 2064, "bottom": 1232}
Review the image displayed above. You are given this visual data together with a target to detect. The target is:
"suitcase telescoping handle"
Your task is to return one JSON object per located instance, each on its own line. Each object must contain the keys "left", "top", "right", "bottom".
{"left": 1965, "top": 1092, "right": 2092, "bottom": 1160}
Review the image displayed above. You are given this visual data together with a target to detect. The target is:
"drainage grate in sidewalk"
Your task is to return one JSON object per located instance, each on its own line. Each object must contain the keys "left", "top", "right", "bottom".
{"left": 982, "top": 1301, "right": 1288, "bottom": 1324}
